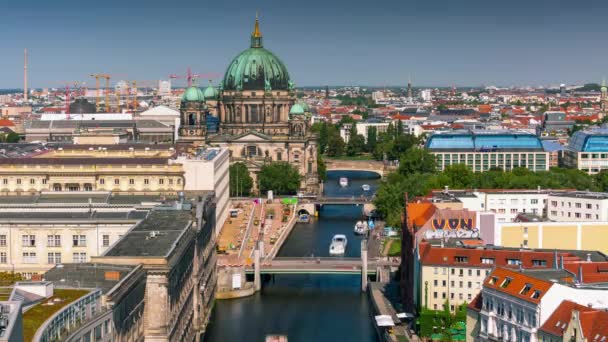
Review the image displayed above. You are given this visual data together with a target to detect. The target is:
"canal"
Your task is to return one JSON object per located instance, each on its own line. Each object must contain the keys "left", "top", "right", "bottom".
{"left": 204, "top": 170, "right": 382, "bottom": 342}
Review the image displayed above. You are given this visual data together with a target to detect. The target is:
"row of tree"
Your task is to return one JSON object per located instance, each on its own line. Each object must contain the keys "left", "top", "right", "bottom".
{"left": 313, "top": 120, "right": 421, "bottom": 160}
{"left": 229, "top": 161, "right": 304, "bottom": 196}
{"left": 374, "top": 147, "right": 608, "bottom": 227}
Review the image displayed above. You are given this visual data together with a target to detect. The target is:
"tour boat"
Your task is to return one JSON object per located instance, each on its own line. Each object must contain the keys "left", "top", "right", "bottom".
{"left": 266, "top": 335, "right": 288, "bottom": 342}
{"left": 329, "top": 234, "right": 348, "bottom": 255}
{"left": 362, "top": 184, "right": 371, "bottom": 192}
{"left": 354, "top": 220, "right": 368, "bottom": 235}
{"left": 339, "top": 177, "right": 349, "bottom": 187}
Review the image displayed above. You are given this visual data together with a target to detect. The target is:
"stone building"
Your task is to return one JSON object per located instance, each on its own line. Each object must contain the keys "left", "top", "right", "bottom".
{"left": 177, "top": 16, "right": 320, "bottom": 193}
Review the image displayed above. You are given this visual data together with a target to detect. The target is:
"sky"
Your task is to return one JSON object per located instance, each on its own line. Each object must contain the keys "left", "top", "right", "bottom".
{"left": 1, "top": 0, "right": 608, "bottom": 88}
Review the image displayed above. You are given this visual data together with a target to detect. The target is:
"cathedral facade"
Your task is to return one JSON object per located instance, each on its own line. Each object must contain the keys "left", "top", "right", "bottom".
{"left": 178, "top": 17, "right": 319, "bottom": 194}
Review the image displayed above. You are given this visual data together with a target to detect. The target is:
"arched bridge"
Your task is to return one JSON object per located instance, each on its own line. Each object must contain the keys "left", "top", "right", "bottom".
{"left": 324, "top": 159, "right": 391, "bottom": 177}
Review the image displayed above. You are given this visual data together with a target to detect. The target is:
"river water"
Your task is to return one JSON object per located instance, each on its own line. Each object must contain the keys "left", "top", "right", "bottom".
{"left": 204, "top": 170, "right": 382, "bottom": 342}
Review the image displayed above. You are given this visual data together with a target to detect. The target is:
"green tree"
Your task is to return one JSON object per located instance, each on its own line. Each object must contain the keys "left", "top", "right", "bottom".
{"left": 396, "top": 119, "right": 404, "bottom": 137}
{"left": 326, "top": 132, "right": 345, "bottom": 157}
{"left": 318, "top": 122, "right": 329, "bottom": 154}
{"left": 596, "top": 170, "right": 608, "bottom": 192}
{"left": 229, "top": 162, "right": 253, "bottom": 197}
{"left": 317, "top": 153, "right": 327, "bottom": 182}
{"left": 5, "top": 132, "right": 19, "bottom": 143}
{"left": 346, "top": 134, "right": 365, "bottom": 156}
{"left": 398, "top": 147, "right": 437, "bottom": 175}
{"left": 258, "top": 162, "right": 301, "bottom": 195}
{"left": 366, "top": 126, "right": 377, "bottom": 153}
{"left": 441, "top": 164, "right": 474, "bottom": 188}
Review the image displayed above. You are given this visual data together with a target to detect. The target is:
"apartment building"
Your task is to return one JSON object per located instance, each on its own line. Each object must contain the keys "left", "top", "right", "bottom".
{"left": 537, "top": 300, "right": 608, "bottom": 342}
{"left": 547, "top": 191, "right": 608, "bottom": 222}
{"left": 417, "top": 242, "right": 587, "bottom": 313}
{"left": 467, "top": 267, "right": 608, "bottom": 342}
{"left": 425, "top": 130, "right": 549, "bottom": 172}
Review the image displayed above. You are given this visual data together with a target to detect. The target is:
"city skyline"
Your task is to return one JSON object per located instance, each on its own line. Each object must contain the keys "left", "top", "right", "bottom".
{"left": 2, "top": 0, "right": 608, "bottom": 88}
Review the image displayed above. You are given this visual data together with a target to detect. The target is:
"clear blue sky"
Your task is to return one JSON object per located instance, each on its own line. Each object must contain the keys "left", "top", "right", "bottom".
{"left": 2, "top": 0, "right": 607, "bottom": 88}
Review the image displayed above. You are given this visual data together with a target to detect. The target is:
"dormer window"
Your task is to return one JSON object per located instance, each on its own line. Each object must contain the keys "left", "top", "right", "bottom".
{"left": 455, "top": 256, "right": 468, "bottom": 263}
{"left": 500, "top": 277, "right": 512, "bottom": 288}
{"left": 520, "top": 283, "right": 532, "bottom": 295}
{"left": 481, "top": 257, "right": 494, "bottom": 264}
{"left": 531, "top": 290, "right": 542, "bottom": 299}
{"left": 532, "top": 259, "right": 547, "bottom": 267}
{"left": 489, "top": 276, "right": 498, "bottom": 285}
{"left": 507, "top": 258, "right": 521, "bottom": 265}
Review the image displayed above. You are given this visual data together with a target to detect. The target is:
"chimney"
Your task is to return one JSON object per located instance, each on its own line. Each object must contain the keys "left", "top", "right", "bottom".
{"left": 537, "top": 185, "right": 541, "bottom": 193}
{"left": 23, "top": 48, "right": 28, "bottom": 102}
{"left": 444, "top": 185, "right": 449, "bottom": 194}
{"left": 560, "top": 255, "right": 564, "bottom": 269}
{"left": 586, "top": 253, "right": 592, "bottom": 262}
{"left": 578, "top": 264, "right": 584, "bottom": 284}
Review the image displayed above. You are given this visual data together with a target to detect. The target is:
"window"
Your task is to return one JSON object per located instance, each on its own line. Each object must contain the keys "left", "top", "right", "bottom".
{"left": 551, "top": 201, "right": 558, "bottom": 207}
{"left": 73, "top": 252, "right": 87, "bottom": 263}
{"left": 177, "top": 178, "right": 181, "bottom": 184}
{"left": 575, "top": 213, "right": 581, "bottom": 218}
{"left": 455, "top": 256, "right": 468, "bottom": 263}
{"left": 476, "top": 281, "right": 481, "bottom": 289}
{"left": 144, "top": 179, "right": 149, "bottom": 185}
{"left": 576, "top": 203, "right": 582, "bottom": 208}
{"left": 47, "top": 235, "right": 61, "bottom": 247}
{"left": 434, "top": 267, "right": 438, "bottom": 274}
{"left": 481, "top": 258, "right": 494, "bottom": 264}
{"left": 100, "top": 179, "right": 105, "bottom": 185}
{"left": 0, "top": 235, "right": 5, "bottom": 247}
{"left": 169, "top": 179, "right": 174, "bottom": 185}
{"left": 510, "top": 208, "right": 518, "bottom": 214}
{"left": 16, "top": 179, "right": 21, "bottom": 185}
{"left": 531, "top": 199, "right": 538, "bottom": 204}
{"left": 531, "top": 290, "right": 542, "bottom": 299}
{"left": 498, "top": 208, "right": 506, "bottom": 214}
{"left": 1, "top": 179, "right": 6, "bottom": 185}
{"left": 47, "top": 252, "right": 61, "bottom": 264}
{"left": 586, "top": 214, "right": 592, "bottom": 219}
{"left": 468, "top": 269, "right": 472, "bottom": 276}
{"left": 433, "top": 292, "right": 437, "bottom": 299}
{"left": 159, "top": 179, "right": 164, "bottom": 185}
{"left": 72, "top": 235, "right": 86, "bottom": 247}
{"left": 30, "top": 178, "right": 35, "bottom": 184}
{"left": 500, "top": 277, "right": 512, "bottom": 288}
{"left": 520, "top": 283, "right": 532, "bottom": 295}
{"left": 467, "top": 293, "right": 472, "bottom": 300}
{"left": 22, "top": 252, "right": 36, "bottom": 263}
{"left": 451, "top": 269, "right": 455, "bottom": 275}
{"left": 523, "top": 227, "right": 528, "bottom": 234}
{"left": 459, "top": 281, "right": 463, "bottom": 288}
{"left": 467, "top": 281, "right": 472, "bottom": 288}
{"left": 507, "top": 258, "right": 521, "bottom": 265}
{"left": 129, "top": 179, "right": 134, "bottom": 185}
{"left": 102, "top": 235, "right": 110, "bottom": 247}
{"left": 532, "top": 259, "right": 547, "bottom": 267}
{"left": 459, "top": 293, "right": 463, "bottom": 300}
{"left": 0, "top": 252, "right": 5, "bottom": 264}
{"left": 442, "top": 292, "right": 446, "bottom": 299}
{"left": 114, "top": 179, "right": 120, "bottom": 185}
{"left": 523, "top": 240, "right": 528, "bottom": 248}
{"left": 22, "top": 235, "right": 36, "bottom": 247}
{"left": 434, "top": 280, "right": 438, "bottom": 286}
{"left": 476, "top": 270, "right": 481, "bottom": 276}
{"left": 587, "top": 203, "right": 592, "bottom": 209}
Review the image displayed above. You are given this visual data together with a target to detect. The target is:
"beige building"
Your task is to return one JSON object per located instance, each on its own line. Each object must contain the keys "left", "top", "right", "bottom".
{"left": 547, "top": 191, "right": 608, "bottom": 221}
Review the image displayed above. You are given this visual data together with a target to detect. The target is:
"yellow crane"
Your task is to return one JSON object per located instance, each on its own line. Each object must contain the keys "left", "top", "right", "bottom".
{"left": 90, "top": 73, "right": 111, "bottom": 112}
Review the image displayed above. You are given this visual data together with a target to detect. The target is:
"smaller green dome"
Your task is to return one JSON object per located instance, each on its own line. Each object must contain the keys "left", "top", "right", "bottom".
{"left": 602, "top": 86, "right": 607, "bottom": 93}
{"left": 290, "top": 103, "right": 305, "bottom": 115}
{"left": 203, "top": 82, "right": 219, "bottom": 99}
{"left": 182, "top": 86, "right": 205, "bottom": 102}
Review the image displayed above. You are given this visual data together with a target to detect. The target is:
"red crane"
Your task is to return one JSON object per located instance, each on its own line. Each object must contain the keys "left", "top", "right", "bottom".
{"left": 169, "top": 67, "right": 220, "bottom": 87}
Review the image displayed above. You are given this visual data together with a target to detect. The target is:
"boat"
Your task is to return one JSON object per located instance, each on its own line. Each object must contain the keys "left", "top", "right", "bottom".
{"left": 329, "top": 234, "right": 348, "bottom": 255}
{"left": 339, "top": 177, "right": 349, "bottom": 187}
{"left": 362, "top": 184, "right": 371, "bottom": 192}
{"left": 354, "top": 221, "right": 368, "bottom": 235}
{"left": 266, "top": 335, "right": 288, "bottom": 342}
{"left": 297, "top": 213, "right": 310, "bottom": 223}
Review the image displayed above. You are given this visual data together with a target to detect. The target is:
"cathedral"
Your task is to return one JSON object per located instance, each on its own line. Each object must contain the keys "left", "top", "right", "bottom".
{"left": 178, "top": 16, "right": 319, "bottom": 194}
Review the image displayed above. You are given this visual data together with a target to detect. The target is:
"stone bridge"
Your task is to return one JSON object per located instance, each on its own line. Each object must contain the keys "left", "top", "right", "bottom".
{"left": 324, "top": 159, "right": 391, "bottom": 177}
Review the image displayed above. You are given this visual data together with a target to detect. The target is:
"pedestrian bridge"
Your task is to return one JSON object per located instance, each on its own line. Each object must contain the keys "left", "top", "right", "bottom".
{"left": 324, "top": 159, "right": 389, "bottom": 177}
{"left": 244, "top": 257, "right": 397, "bottom": 275}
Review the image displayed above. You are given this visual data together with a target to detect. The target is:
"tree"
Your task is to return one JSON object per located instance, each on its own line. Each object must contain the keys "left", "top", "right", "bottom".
{"left": 441, "top": 164, "right": 474, "bottom": 189}
{"left": 317, "top": 153, "right": 327, "bottom": 182}
{"left": 366, "top": 126, "right": 377, "bottom": 153}
{"left": 318, "top": 122, "right": 329, "bottom": 154}
{"left": 398, "top": 147, "right": 437, "bottom": 175}
{"left": 326, "top": 132, "right": 345, "bottom": 157}
{"left": 396, "top": 119, "right": 404, "bottom": 137}
{"left": 346, "top": 134, "right": 365, "bottom": 156}
{"left": 258, "top": 162, "right": 301, "bottom": 195}
{"left": 596, "top": 170, "right": 608, "bottom": 192}
{"left": 229, "top": 162, "right": 253, "bottom": 197}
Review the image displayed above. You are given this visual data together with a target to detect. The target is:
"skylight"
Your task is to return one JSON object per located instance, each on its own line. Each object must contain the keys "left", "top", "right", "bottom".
{"left": 489, "top": 276, "right": 498, "bottom": 285}
{"left": 531, "top": 290, "right": 542, "bottom": 299}
{"left": 500, "top": 277, "right": 513, "bottom": 288}
{"left": 520, "top": 283, "right": 532, "bottom": 295}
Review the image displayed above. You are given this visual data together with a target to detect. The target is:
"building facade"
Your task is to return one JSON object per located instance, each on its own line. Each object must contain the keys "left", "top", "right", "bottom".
{"left": 547, "top": 191, "right": 608, "bottom": 221}
{"left": 564, "top": 129, "right": 608, "bottom": 174}
{"left": 426, "top": 130, "right": 549, "bottom": 172}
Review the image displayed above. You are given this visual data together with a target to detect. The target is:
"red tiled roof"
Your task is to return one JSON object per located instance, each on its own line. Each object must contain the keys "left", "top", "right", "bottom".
{"left": 563, "top": 261, "right": 608, "bottom": 284}
{"left": 407, "top": 202, "right": 436, "bottom": 227}
{"left": 539, "top": 300, "right": 594, "bottom": 336}
{"left": 483, "top": 268, "right": 554, "bottom": 304}
{"left": 419, "top": 242, "right": 574, "bottom": 269}
{"left": 0, "top": 119, "right": 15, "bottom": 127}
{"left": 467, "top": 293, "right": 483, "bottom": 312}
{"left": 579, "top": 311, "right": 608, "bottom": 340}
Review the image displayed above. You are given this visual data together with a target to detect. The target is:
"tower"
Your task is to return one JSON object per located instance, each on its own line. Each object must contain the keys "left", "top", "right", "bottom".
{"left": 23, "top": 48, "right": 28, "bottom": 102}
{"left": 407, "top": 75, "right": 413, "bottom": 99}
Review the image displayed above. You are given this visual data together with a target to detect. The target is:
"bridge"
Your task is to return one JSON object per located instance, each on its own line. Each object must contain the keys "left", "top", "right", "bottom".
{"left": 244, "top": 257, "right": 396, "bottom": 275}
{"left": 324, "top": 159, "right": 392, "bottom": 177}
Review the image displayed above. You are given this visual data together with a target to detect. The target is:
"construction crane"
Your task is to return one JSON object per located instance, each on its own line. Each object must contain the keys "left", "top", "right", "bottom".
{"left": 90, "top": 73, "right": 111, "bottom": 112}
{"left": 169, "top": 67, "right": 220, "bottom": 87}
{"left": 54, "top": 81, "right": 83, "bottom": 119}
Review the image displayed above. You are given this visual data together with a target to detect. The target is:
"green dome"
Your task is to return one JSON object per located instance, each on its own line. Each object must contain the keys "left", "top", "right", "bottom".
{"left": 203, "top": 82, "right": 219, "bottom": 99}
{"left": 222, "top": 17, "right": 291, "bottom": 91}
{"left": 290, "top": 103, "right": 305, "bottom": 115}
{"left": 182, "top": 86, "right": 205, "bottom": 102}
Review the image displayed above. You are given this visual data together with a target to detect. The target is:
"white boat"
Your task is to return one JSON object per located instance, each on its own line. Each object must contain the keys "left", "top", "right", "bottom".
{"left": 329, "top": 234, "right": 348, "bottom": 255}
{"left": 339, "top": 177, "right": 348, "bottom": 187}
{"left": 362, "top": 184, "right": 371, "bottom": 192}
{"left": 354, "top": 221, "right": 368, "bottom": 235}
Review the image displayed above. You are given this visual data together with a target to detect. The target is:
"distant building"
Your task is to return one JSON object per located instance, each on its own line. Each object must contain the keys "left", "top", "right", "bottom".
{"left": 547, "top": 191, "right": 608, "bottom": 221}
{"left": 564, "top": 129, "right": 608, "bottom": 174}
{"left": 158, "top": 80, "right": 172, "bottom": 96}
{"left": 425, "top": 130, "right": 549, "bottom": 172}
{"left": 540, "top": 111, "right": 574, "bottom": 137}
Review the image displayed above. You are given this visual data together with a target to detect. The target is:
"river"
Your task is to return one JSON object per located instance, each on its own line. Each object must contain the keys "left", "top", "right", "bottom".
{"left": 204, "top": 170, "right": 382, "bottom": 342}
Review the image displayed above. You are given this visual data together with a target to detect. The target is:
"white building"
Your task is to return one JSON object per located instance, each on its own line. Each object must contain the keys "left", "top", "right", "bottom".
{"left": 171, "top": 147, "right": 230, "bottom": 235}
{"left": 158, "top": 80, "right": 172, "bottom": 96}
{"left": 340, "top": 122, "right": 390, "bottom": 143}
{"left": 420, "top": 89, "right": 432, "bottom": 101}
{"left": 547, "top": 191, "right": 608, "bottom": 221}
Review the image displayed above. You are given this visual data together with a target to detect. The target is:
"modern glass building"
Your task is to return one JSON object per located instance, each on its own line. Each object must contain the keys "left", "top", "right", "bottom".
{"left": 425, "top": 130, "right": 549, "bottom": 172}
{"left": 565, "top": 129, "right": 608, "bottom": 174}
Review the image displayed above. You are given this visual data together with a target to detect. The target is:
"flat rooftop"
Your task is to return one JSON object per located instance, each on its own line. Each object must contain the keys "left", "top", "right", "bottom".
{"left": 103, "top": 210, "right": 192, "bottom": 258}
{"left": 44, "top": 263, "right": 138, "bottom": 294}
{"left": 549, "top": 191, "right": 608, "bottom": 200}
{"left": 0, "top": 193, "right": 178, "bottom": 207}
